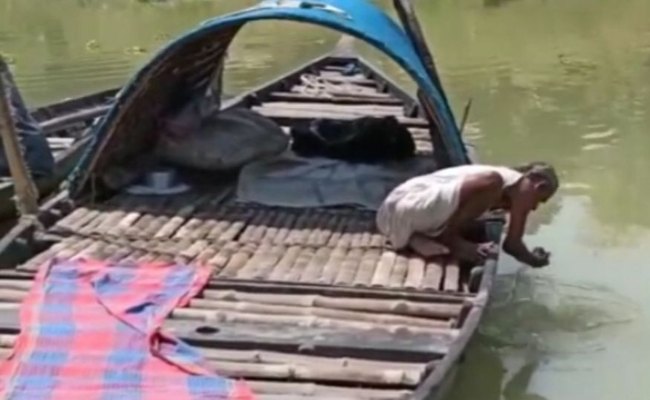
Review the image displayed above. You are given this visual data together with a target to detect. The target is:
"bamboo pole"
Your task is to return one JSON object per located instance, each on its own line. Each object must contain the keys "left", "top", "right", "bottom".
{"left": 0, "top": 57, "right": 39, "bottom": 217}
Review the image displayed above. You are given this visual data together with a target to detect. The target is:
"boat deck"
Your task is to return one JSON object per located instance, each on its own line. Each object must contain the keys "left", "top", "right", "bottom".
{"left": 0, "top": 64, "right": 478, "bottom": 400}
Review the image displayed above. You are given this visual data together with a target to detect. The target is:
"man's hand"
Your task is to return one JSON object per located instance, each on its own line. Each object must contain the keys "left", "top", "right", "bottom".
{"left": 530, "top": 247, "right": 551, "bottom": 268}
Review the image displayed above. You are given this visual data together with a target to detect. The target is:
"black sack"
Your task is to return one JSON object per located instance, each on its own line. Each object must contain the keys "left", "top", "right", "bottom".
{"left": 289, "top": 116, "right": 415, "bottom": 164}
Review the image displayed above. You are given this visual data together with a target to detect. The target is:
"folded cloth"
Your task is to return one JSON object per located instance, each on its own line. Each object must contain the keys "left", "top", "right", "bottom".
{"left": 0, "top": 258, "right": 254, "bottom": 400}
{"left": 236, "top": 151, "right": 436, "bottom": 210}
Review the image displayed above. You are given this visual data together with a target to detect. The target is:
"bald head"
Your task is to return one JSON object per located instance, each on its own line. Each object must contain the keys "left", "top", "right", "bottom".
{"left": 514, "top": 162, "right": 560, "bottom": 197}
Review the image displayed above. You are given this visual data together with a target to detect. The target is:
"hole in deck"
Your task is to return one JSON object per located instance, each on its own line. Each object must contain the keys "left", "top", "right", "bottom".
{"left": 196, "top": 325, "right": 220, "bottom": 335}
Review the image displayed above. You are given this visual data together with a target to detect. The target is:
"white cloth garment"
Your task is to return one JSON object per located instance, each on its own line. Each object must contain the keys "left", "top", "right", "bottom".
{"left": 376, "top": 165, "right": 523, "bottom": 249}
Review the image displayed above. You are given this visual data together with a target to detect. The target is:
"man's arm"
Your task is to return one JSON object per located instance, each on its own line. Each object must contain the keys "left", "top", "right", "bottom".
{"left": 502, "top": 198, "right": 549, "bottom": 267}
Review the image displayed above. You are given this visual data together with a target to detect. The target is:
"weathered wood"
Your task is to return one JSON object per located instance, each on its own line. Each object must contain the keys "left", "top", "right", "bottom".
{"left": 39, "top": 104, "right": 110, "bottom": 133}
{"left": 214, "top": 359, "right": 421, "bottom": 386}
{"left": 208, "top": 280, "right": 470, "bottom": 303}
{"left": 218, "top": 243, "right": 255, "bottom": 278}
{"left": 388, "top": 254, "right": 409, "bottom": 289}
{"left": 404, "top": 257, "right": 426, "bottom": 290}
{"left": 268, "top": 245, "right": 302, "bottom": 281}
{"left": 0, "top": 279, "right": 31, "bottom": 291}
{"left": 442, "top": 258, "right": 460, "bottom": 293}
{"left": 0, "top": 332, "right": 425, "bottom": 387}
{"left": 299, "top": 247, "right": 331, "bottom": 283}
{"left": 0, "top": 333, "right": 15, "bottom": 348}
{"left": 253, "top": 107, "right": 429, "bottom": 128}
{"left": 200, "top": 290, "right": 461, "bottom": 319}
{"left": 371, "top": 251, "right": 397, "bottom": 288}
{"left": 0, "top": 59, "right": 39, "bottom": 216}
{"left": 164, "top": 318, "right": 453, "bottom": 361}
{"left": 250, "top": 244, "right": 285, "bottom": 280}
{"left": 189, "top": 298, "right": 451, "bottom": 329}
{"left": 422, "top": 259, "right": 444, "bottom": 291}
{"left": 352, "top": 248, "right": 380, "bottom": 287}
{"left": 238, "top": 242, "right": 273, "bottom": 279}
{"left": 259, "top": 101, "right": 405, "bottom": 117}
{"left": 0, "top": 288, "right": 25, "bottom": 302}
{"left": 206, "top": 241, "right": 239, "bottom": 272}
{"left": 284, "top": 247, "right": 314, "bottom": 282}
{"left": 334, "top": 248, "right": 362, "bottom": 286}
{"left": 153, "top": 194, "right": 206, "bottom": 239}
{"left": 271, "top": 211, "right": 297, "bottom": 245}
{"left": 248, "top": 381, "right": 412, "bottom": 400}
{"left": 172, "top": 307, "right": 449, "bottom": 336}
{"left": 318, "top": 247, "right": 346, "bottom": 285}
{"left": 201, "top": 347, "right": 427, "bottom": 374}
{"left": 269, "top": 91, "right": 403, "bottom": 105}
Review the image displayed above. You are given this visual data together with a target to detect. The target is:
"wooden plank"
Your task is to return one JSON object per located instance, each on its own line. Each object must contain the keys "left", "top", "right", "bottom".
{"left": 188, "top": 299, "right": 451, "bottom": 329}
{"left": 172, "top": 307, "right": 447, "bottom": 336}
{"left": 200, "top": 347, "right": 428, "bottom": 373}
{"left": 352, "top": 248, "right": 380, "bottom": 287}
{"left": 313, "top": 74, "right": 378, "bottom": 87}
{"left": 260, "top": 101, "right": 405, "bottom": 116}
{"left": 422, "top": 259, "right": 444, "bottom": 291}
{"left": 248, "top": 381, "right": 412, "bottom": 400}
{"left": 253, "top": 107, "right": 429, "bottom": 128}
{"left": 442, "top": 258, "right": 461, "bottom": 293}
{"left": 1, "top": 283, "right": 462, "bottom": 320}
{"left": 206, "top": 280, "right": 470, "bottom": 303}
{"left": 0, "top": 307, "right": 453, "bottom": 361}
{"left": 269, "top": 91, "right": 403, "bottom": 105}
{"left": 210, "top": 359, "right": 422, "bottom": 386}
{"left": 164, "top": 318, "right": 452, "bottom": 362}
{"left": 404, "top": 258, "right": 426, "bottom": 290}
{"left": 371, "top": 251, "right": 397, "bottom": 288}
{"left": 39, "top": 104, "right": 110, "bottom": 133}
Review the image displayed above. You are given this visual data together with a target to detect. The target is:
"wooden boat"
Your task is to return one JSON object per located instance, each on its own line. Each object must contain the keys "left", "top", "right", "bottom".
{"left": 0, "top": 64, "right": 116, "bottom": 220}
{"left": 0, "top": 1, "right": 505, "bottom": 399}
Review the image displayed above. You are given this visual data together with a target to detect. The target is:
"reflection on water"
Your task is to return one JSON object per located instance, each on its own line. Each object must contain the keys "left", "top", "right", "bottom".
{"left": 2, "top": 0, "right": 650, "bottom": 399}
{"left": 481, "top": 271, "right": 638, "bottom": 354}
{"left": 449, "top": 270, "right": 640, "bottom": 400}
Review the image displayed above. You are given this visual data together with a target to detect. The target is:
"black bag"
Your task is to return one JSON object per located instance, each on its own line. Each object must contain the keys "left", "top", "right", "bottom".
{"left": 289, "top": 116, "right": 415, "bottom": 163}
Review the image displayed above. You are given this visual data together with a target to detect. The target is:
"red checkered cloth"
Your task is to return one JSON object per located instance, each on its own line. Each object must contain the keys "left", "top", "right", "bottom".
{"left": 0, "top": 258, "right": 255, "bottom": 400}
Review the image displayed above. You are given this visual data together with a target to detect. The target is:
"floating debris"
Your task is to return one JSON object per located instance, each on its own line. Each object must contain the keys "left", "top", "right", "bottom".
{"left": 85, "top": 40, "right": 101, "bottom": 51}
{"left": 582, "top": 128, "right": 617, "bottom": 141}
{"left": 124, "top": 46, "right": 148, "bottom": 55}
{"left": 581, "top": 143, "right": 612, "bottom": 151}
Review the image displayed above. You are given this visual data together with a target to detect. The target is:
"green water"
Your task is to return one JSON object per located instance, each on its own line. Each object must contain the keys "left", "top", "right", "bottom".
{"left": 2, "top": 0, "right": 650, "bottom": 398}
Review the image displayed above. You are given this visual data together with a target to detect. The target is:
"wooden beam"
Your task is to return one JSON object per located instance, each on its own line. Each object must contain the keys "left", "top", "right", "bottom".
{"left": 0, "top": 306, "right": 450, "bottom": 362}
{"left": 39, "top": 104, "right": 110, "bottom": 134}
{"left": 268, "top": 92, "right": 403, "bottom": 106}
{"left": 165, "top": 318, "right": 452, "bottom": 362}
{"left": 0, "top": 57, "right": 39, "bottom": 216}
{"left": 206, "top": 279, "right": 471, "bottom": 303}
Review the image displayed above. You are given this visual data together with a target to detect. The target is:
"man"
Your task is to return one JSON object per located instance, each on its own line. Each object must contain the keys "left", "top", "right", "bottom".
{"left": 376, "top": 162, "right": 559, "bottom": 267}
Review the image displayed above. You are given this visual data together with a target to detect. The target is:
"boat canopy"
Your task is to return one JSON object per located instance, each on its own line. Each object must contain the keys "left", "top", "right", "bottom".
{"left": 67, "top": 0, "right": 469, "bottom": 197}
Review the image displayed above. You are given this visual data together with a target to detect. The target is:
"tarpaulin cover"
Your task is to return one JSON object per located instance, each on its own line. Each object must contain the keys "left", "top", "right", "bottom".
{"left": 69, "top": 0, "right": 468, "bottom": 195}
{"left": 0, "top": 258, "right": 254, "bottom": 400}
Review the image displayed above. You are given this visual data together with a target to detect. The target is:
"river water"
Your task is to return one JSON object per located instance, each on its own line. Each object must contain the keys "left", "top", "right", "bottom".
{"left": 1, "top": 0, "right": 649, "bottom": 399}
